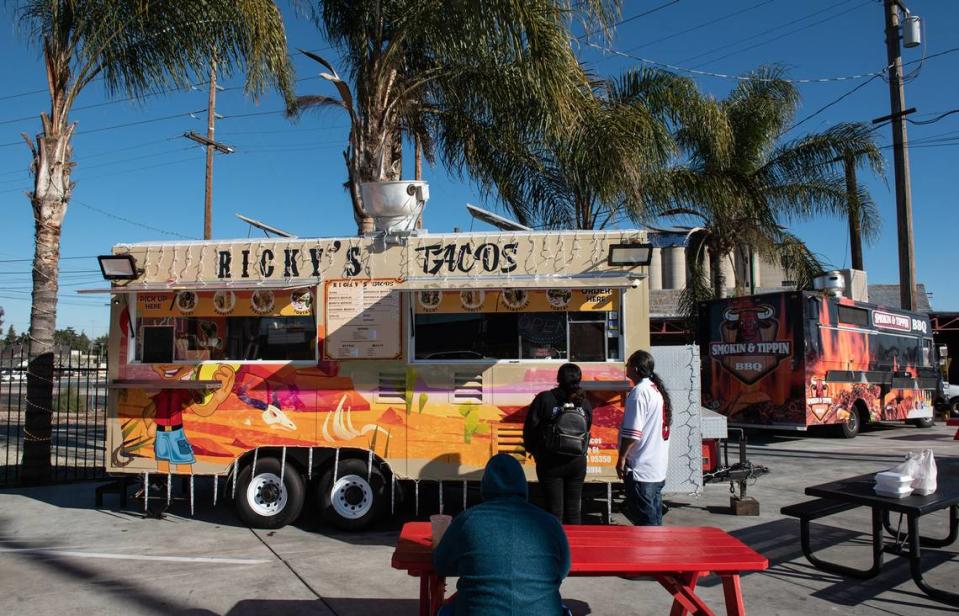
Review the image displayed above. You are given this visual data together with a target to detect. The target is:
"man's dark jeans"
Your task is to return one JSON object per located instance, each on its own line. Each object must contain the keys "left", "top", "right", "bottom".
{"left": 624, "top": 474, "right": 665, "bottom": 526}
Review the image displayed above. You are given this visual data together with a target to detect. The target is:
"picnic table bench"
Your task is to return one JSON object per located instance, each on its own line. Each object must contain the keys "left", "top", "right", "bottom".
{"left": 391, "top": 522, "right": 768, "bottom": 616}
{"left": 782, "top": 457, "right": 959, "bottom": 607}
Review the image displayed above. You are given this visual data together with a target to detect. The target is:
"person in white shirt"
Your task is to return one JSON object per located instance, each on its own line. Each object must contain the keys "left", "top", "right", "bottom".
{"left": 616, "top": 350, "right": 672, "bottom": 526}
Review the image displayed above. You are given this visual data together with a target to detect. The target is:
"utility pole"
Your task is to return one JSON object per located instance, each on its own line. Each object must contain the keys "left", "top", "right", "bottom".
{"left": 204, "top": 59, "right": 217, "bottom": 240}
{"left": 182, "top": 58, "right": 234, "bottom": 240}
{"left": 883, "top": 0, "right": 917, "bottom": 311}
{"left": 843, "top": 153, "right": 864, "bottom": 271}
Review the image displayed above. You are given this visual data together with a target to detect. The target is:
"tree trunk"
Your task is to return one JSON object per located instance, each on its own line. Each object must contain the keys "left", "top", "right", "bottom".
{"left": 709, "top": 246, "right": 726, "bottom": 299}
{"left": 414, "top": 135, "right": 423, "bottom": 229}
{"left": 844, "top": 153, "right": 864, "bottom": 271}
{"left": 344, "top": 148, "right": 373, "bottom": 235}
{"left": 20, "top": 116, "right": 74, "bottom": 485}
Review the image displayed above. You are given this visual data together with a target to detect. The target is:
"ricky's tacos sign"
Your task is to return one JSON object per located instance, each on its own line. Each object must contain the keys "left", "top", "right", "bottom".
{"left": 212, "top": 241, "right": 520, "bottom": 280}
{"left": 118, "top": 231, "right": 646, "bottom": 287}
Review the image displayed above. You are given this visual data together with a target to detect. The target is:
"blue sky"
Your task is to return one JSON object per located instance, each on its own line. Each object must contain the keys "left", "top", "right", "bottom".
{"left": 0, "top": 0, "right": 956, "bottom": 338}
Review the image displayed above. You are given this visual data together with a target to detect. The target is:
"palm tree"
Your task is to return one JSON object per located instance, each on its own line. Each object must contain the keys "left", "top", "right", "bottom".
{"left": 12, "top": 0, "right": 294, "bottom": 484}
{"left": 637, "top": 68, "right": 883, "bottom": 305}
{"left": 485, "top": 68, "right": 730, "bottom": 230}
{"left": 290, "top": 0, "right": 620, "bottom": 234}
{"left": 838, "top": 140, "right": 884, "bottom": 271}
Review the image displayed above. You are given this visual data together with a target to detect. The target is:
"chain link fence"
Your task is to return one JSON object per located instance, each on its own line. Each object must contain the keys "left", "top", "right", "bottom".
{"left": 0, "top": 345, "right": 107, "bottom": 487}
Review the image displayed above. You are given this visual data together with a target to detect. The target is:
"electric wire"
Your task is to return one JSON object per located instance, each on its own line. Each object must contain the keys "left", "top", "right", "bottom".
{"left": 620, "top": 0, "right": 777, "bottom": 53}
{"left": 690, "top": 0, "right": 872, "bottom": 68}
{"left": 784, "top": 75, "right": 882, "bottom": 134}
{"left": 675, "top": 0, "right": 865, "bottom": 65}
{"left": 585, "top": 42, "right": 889, "bottom": 84}
{"left": 577, "top": 0, "right": 682, "bottom": 41}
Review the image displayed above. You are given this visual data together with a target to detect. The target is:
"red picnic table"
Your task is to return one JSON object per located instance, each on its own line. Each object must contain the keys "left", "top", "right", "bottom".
{"left": 391, "top": 522, "right": 768, "bottom": 616}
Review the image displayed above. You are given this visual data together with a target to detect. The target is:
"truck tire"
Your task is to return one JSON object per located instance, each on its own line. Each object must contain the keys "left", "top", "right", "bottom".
{"left": 235, "top": 457, "right": 305, "bottom": 529}
{"left": 909, "top": 417, "right": 935, "bottom": 429}
{"left": 839, "top": 407, "right": 861, "bottom": 438}
{"left": 951, "top": 398, "right": 959, "bottom": 418}
{"left": 318, "top": 458, "right": 386, "bottom": 531}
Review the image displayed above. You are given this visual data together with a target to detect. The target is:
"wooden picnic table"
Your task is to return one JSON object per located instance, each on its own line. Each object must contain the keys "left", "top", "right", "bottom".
{"left": 391, "top": 522, "right": 768, "bottom": 616}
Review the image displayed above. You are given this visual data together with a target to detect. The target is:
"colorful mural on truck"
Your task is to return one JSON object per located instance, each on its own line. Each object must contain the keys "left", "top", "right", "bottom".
{"left": 110, "top": 289, "right": 629, "bottom": 480}
{"left": 700, "top": 292, "right": 935, "bottom": 428}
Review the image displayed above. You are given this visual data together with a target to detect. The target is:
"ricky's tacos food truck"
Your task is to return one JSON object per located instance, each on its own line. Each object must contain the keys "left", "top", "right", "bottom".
{"left": 93, "top": 230, "right": 660, "bottom": 529}
{"left": 699, "top": 286, "right": 937, "bottom": 438}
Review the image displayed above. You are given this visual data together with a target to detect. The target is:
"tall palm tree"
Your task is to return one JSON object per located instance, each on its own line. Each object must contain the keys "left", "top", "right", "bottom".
{"left": 486, "top": 68, "right": 713, "bottom": 230}
{"left": 290, "top": 0, "right": 620, "bottom": 234}
{"left": 838, "top": 139, "right": 884, "bottom": 271}
{"left": 637, "top": 68, "right": 883, "bottom": 305}
{"left": 12, "top": 0, "right": 294, "bottom": 484}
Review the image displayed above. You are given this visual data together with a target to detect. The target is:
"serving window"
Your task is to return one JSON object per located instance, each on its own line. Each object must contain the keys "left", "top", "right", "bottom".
{"left": 411, "top": 288, "right": 621, "bottom": 362}
{"left": 132, "top": 289, "right": 316, "bottom": 363}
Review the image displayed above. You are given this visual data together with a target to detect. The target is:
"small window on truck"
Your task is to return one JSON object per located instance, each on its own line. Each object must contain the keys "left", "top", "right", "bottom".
{"left": 837, "top": 305, "right": 869, "bottom": 328}
{"left": 133, "top": 289, "right": 317, "bottom": 363}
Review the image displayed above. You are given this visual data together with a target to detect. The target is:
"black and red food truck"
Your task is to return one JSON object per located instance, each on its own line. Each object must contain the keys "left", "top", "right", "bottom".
{"left": 699, "top": 291, "right": 937, "bottom": 437}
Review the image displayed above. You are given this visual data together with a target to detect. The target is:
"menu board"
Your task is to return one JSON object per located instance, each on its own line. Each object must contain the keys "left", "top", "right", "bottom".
{"left": 323, "top": 279, "right": 402, "bottom": 360}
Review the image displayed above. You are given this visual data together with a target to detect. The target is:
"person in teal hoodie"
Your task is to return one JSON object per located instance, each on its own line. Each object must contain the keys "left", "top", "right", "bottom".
{"left": 433, "top": 453, "right": 573, "bottom": 616}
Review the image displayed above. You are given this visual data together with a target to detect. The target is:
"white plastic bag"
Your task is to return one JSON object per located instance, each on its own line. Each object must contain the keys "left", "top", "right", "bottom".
{"left": 890, "top": 451, "right": 920, "bottom": 483}
{"left": 890, "top": 450, "right": 938, "bottom": 496}
{"left": 913, "top": 449, "right": 938, "bottom": 495}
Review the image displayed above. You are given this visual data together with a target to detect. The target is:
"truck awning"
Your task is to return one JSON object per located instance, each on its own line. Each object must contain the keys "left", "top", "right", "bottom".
{"left": 394, "top": 272, "right": 645, "bottom": 291}
{"left": 76, "top": 280, "right": 317, "bottom": 294}
{"left": 78, "top": 272, "right": 646, "bottom": 294}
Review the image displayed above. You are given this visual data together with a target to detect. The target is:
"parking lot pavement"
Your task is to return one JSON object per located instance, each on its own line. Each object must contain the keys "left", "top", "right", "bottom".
{"left": 0, "top": 422, "right": 956, "bottom": 615}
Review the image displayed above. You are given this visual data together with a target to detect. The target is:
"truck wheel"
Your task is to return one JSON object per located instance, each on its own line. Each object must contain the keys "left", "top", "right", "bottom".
{"left": 235, "top": 457, "right": 305, "bottom": 529}
{"left": 318, "top": 458, "right": 386, "bottom": 531}
{"left": 909, "top": 417, "right": 935, "bottom": 429}
{"left": 839, "top": 408, "right": 861, "bottom": 438}
{"left": 951, "top": 398, "right": 959, "bottom": 418}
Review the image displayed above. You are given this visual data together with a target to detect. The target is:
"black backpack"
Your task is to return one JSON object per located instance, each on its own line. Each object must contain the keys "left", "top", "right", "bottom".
{"left": 544, "top": 403, "right": 590, "bottom": 457}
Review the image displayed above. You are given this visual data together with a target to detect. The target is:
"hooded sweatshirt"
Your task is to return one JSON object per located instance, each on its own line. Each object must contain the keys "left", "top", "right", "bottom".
{"left": 432, "top": 454, "right": 571, "bottom": 616}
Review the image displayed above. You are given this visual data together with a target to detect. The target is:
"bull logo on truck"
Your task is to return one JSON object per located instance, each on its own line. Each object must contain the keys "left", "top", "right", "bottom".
{"left": 710, "top": 301, "right": 791, "bottom": 385}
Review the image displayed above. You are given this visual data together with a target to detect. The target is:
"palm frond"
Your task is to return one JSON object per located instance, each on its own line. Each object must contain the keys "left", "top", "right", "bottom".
{"left": 774, "top": 231, "right": 824, "bottom": 289}
{"left": 15, "top": 0, "right": 295, "bottom": 109}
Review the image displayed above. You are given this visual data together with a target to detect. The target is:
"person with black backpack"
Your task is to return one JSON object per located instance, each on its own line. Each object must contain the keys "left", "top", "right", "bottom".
{"left": 523, "top": 363, "right": 592, "bottom": 524}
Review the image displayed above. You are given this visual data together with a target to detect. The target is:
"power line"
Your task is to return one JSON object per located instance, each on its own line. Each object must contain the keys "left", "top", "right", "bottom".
{"left": 0, "top": 144, "right": 197, "bottom": 188}
{"left": 0, "top": 154, "right": 201, "bottom": 196}
{"left": 0, "top": 109, "right": 206, "bottom": 148}
{"left": 690, "top": 0, "right": 872, "bottom": 68}
{"left": 0, "top": 270, "right": 98, "bottom": 275}
{"left": 585, "top": 42, "right": 887, "bottom": 84}
{"left": 578, "top": 0, "right": 682, "bottom": 41}
{"left": 907, "top": 108, "right": 959, "bottom": 126}
{"left": 0, "top": 45, "right": 332, "bottom": 106}
{"left": 72, "top": 199, "right": 197, "bottom": 239}
{"left": 675, "top": 0, "right": 863, "bottom": 65}
{"left": 0, "top": 256, "right": 97, "bottom": 263}
{"left": 620, "top": 0, "right": 777, "bottom": 53}
{"left": 785, "top": 75, "right": 882, "bottom": 133}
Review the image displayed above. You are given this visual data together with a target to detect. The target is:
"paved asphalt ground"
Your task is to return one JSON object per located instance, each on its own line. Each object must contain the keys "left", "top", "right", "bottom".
{"left": 0, "top": 422, "right": 956, "bottom": 615}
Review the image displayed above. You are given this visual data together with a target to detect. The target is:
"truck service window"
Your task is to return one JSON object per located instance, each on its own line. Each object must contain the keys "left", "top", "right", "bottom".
{"left": 134, "top": 290, "right": 316, "bottom": 363}
{"left": 412, "top": 289, "right": 621, "bottom": 362}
